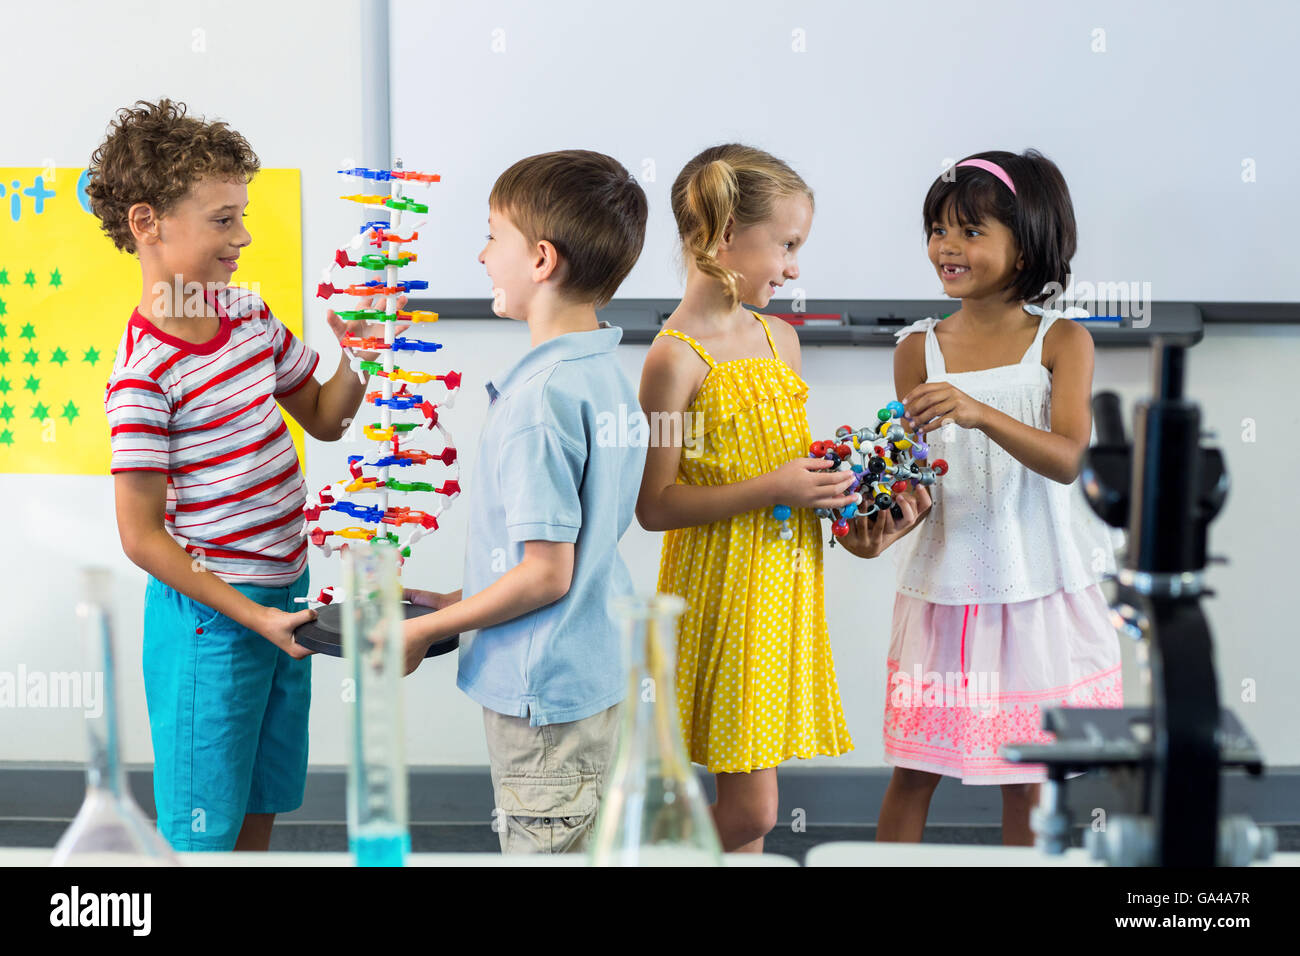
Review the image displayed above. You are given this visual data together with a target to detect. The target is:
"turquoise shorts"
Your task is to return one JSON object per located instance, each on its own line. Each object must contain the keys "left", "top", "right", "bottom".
{"left": 142, "top": 571, "right": 312, "bottom": 851}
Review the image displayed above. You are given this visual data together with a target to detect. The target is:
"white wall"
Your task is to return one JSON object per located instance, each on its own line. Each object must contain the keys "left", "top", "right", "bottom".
{"left": 1, "top": 2, "right": 1295, "bottom": 775}
{"left": 392, "top": 0, "right": 1296, "bottom": 302}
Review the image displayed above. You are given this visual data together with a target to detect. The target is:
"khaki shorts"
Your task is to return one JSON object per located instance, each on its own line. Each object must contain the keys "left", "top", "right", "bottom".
{"left": 483, "top": 702, "right": 622, "bottom": 854}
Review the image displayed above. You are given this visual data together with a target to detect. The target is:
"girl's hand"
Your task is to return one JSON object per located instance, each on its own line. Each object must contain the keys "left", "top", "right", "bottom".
{"left": 768, "top": 457, "right": 861, "bottom": 510}
{"left": 838, "top": 484, "right": 932, "bottom": 559}
{"left": 326, "top": 293, "right": 412, "bottom": 362}
{"left": 902, "top": 382, "right": 987, "bottom": 438}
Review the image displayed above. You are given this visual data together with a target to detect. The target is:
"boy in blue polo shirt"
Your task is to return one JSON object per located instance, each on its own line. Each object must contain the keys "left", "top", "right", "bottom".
{"left": 401, "top": 150, "right": 648, "bottom": 853}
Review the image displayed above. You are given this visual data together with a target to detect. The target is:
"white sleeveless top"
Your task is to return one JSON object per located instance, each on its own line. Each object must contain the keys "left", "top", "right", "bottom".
{"left": 893, "top": 305, "right": 1120, "bottom": 605}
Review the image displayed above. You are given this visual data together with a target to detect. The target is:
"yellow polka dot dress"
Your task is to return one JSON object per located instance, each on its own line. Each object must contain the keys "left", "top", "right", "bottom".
{"left": 654, "top": 313, "right": 853, "bottom": 773}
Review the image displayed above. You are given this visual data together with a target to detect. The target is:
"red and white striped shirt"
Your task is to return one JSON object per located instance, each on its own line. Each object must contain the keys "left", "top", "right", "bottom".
{"left": 105, "top": 287, "right": 320, "bottom": 586}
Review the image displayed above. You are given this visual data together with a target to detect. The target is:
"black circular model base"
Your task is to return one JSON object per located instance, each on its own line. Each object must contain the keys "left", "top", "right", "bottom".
{"left": 294, "top": 602, "right": 459, "bottom": 659}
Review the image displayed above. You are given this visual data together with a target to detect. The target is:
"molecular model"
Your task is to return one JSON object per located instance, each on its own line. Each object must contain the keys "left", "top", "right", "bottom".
{"left": 771, "top": 401, "right": 948, "bottom": 548}
{"left": 301, "top": 162, "right": 463, "bottom": 606}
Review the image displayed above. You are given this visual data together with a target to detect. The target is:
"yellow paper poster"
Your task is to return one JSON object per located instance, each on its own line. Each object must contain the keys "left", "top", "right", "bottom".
{"left": 0, "top": 167, "right": 306, "bottom": 475}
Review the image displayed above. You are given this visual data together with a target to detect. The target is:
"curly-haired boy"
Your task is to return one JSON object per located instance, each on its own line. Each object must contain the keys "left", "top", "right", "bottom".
{"left": 91, "top": 99, "right": 388, "bottom": 852}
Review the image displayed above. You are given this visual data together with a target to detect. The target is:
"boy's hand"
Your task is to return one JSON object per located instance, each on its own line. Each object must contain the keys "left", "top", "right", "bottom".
{"left": 403, "top": 587, "right": 460, "bottom": 611}
{"left": 399, "top": 589, "right": 461, "bottom": 675}
{"left": 768, "top": 457, "right": 861, "bottom": 510}
{"left": 254, "top": 605, "right": 318, "bottom": 660}
{"left": 838, "top": 484, "right": 932, "bottom": 559}
{"left": 401, "top": 615, "right": 437, "bottom": 676}
{"left": 326, "top": 294, "right": 411, "bottom": 362}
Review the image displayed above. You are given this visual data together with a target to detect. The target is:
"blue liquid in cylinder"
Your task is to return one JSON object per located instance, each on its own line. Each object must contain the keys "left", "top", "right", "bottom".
{"left": 351, "top": 826, "right": 411, "bottom": 867}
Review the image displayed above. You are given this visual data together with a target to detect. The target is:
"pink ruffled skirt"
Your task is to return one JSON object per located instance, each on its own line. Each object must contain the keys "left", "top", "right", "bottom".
{"left": 883, "top": 585, "right": 1123, "bottom": 785}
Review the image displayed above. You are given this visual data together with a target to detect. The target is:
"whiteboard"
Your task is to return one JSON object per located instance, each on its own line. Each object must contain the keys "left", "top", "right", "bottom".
{"left": 391, "top": 0, "right": 1296, "bottom": 304}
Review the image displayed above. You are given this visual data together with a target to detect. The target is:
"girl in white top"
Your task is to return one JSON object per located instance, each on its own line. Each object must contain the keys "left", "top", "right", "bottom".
{"left": 840, "top": 150, "right": 1122, "bottom": 846}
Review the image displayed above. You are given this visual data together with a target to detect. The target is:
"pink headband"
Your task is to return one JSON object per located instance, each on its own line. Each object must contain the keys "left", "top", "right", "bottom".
{"left": 956, "top": 158, "right": 1016, "bottom": 195}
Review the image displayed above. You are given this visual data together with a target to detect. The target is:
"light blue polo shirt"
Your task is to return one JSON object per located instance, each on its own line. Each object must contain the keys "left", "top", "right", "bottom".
{"left": 456, "top": 322, "right": 647, "bottom": 726}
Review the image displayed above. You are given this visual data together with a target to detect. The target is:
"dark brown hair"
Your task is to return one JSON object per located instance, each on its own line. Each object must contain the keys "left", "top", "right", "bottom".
{"left": 671, "top": 144, "right": 814, "bottom": 309}
{"left": 87, "top": 98, "right": 260, "bottom": 254}
{"left": 922, "top": 149, "right": 1076, "bottom": 304}
{"left": 489, "top": 150, "right": 647, "bottom": 309}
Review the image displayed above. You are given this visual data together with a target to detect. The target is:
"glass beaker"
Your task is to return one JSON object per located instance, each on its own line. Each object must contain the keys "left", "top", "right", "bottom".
{"left": 589, "top": 593, "right": 722, "bottom": 866}
{"left": 341, "top": 541, "right": 410, "bottom": 866}
{"left": 50, "top": 568, "right": 179, "bottom": 866}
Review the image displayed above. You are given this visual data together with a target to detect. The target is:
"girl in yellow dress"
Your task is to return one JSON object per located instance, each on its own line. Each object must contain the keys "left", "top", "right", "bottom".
{"left": 636, "top": 144, "right": 925, "bottom": 852}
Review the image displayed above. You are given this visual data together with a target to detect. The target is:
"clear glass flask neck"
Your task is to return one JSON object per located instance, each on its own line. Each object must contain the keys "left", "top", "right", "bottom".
{"left": 83, "top": 602, "right": 126, "bottom": 799}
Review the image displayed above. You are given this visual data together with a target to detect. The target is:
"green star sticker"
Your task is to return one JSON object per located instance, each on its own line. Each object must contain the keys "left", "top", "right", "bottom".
{"left": 83, "top": 346, "right": 101, "bottom": 365}
{"left": 0, "top": 349, "right": 8, "bottom": 366}
{"left": 31, "top": 401, "right": 49, "bottom": 420}
{"left": 50, "top": 347, "right": 68, "bottom": 366}
{"left": 0, "top": 402, "right": 12, "bottom": 422}
{"left": 0, "top": 322, "right": 5, "bottom": 339}
{"left": 0, "top": 377, "right": 9, "bottom": 393}
{"left": 0, "top": 269, "right": 8, "bottom": 285}
{"left": 23, "top": 375, "right": 39, "bottom": 393}
{"left": 49, "top": 268, "right": 62, "bottom": 289}
{"left": 60, "top": 400, "right": 79, "bottom": 423}
{"left": 23, "top": 270, "right": 36, "bottom": 288}
{"left": 0, "top": 299, "right": 7, "bottom": 317}
{"left": 19, "top": 323, "right": 35, "bottom": 340}
{"left": 22, "top": 349, "right": 38, "bottom": 366}
{"left": 0, "top": 430, "right": 12, "bottom": 447}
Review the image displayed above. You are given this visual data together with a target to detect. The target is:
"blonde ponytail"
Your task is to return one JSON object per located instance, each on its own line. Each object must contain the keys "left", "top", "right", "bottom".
{"left": 671, "top": 145, "right": 813, "bottom": 309}
{"left": 683, "top": 159, "right": 744, "bottom": 306}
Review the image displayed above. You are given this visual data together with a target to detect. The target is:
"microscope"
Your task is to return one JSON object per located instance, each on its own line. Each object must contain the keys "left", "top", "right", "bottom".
{"left": 1002, "top": 339, "right": 1276, "bottom": 866}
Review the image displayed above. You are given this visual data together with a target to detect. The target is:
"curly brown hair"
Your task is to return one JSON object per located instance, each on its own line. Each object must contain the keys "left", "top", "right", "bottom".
{"left": 87, "top": 98, "right": 261, "bottom": 254}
